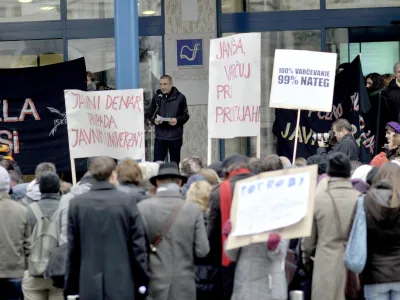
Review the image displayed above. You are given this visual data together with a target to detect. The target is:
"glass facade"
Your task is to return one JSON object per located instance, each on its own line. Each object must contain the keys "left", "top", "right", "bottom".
{"left": 326, "top": 0, "right": 400, "bottom": 9}
{"left": 0, "top": 40, "right": 63, "bottom": 68}
{"left": 0, "top": 0, "right": 60, "bottom": 22}
{"left": 222, "top": 0, "right": 319, "bottom": 13}
{"left": 67, "top": 0, "right": 161, "bottom": 19}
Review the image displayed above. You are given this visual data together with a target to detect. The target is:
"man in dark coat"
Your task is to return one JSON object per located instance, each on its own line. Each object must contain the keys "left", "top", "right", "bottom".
{"left": 64, "top": 156, "right": 149, "bottom": 300}
{"left": 317, "top": 118, "right": 359, "bottom": 161}
{"left": 207, "top": 154, "right": 253, "bottom": 300}
{"left": 146, "top": 75, "right": 189, "bottom": 165}
{"left": 383, "top": 62, "right": 400, "bottom": 123}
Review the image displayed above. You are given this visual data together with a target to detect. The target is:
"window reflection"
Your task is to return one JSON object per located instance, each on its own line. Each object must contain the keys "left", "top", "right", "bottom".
{"left": 0, "top": 0, "right": 59, "bottom": 22}
{"left": 68, "top": 36, "right": 163, "bottom": 159}
{"left": 0, "top": 40, "right": 63, "bottom": 68}
{"left": 67, "top": 0, "right": 161, "bottom": 19}
{"left": 222, "top": 0, "right": 319, "bottom": 13}
{"left": 326, "top": 0, "right": 400, "bottom": 9}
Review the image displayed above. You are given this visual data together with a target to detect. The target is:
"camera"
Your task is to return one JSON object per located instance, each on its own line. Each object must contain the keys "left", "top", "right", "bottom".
{"left": 312, "top": 130, "right": 336, "bottom": 145}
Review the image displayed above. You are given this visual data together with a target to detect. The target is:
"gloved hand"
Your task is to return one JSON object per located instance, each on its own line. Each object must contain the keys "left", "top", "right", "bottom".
{"left": 222, "top": 219, "right": 232, "bottom": 237}
{"left": 267, "top": 233, "right": 281, "bottom": 250}
{"left": 154, "top": 119, "right": 162, "bottom": 125}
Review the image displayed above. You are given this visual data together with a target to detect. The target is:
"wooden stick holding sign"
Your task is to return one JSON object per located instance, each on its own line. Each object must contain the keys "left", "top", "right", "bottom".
{"left": 70, "top": 156, "right": 77, "bottom": 186}
{"left": 292, "top": 109, "right": 301, "bottom": 164}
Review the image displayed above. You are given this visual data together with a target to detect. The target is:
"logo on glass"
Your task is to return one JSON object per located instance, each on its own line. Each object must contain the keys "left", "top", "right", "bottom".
{"left": 177, "top": 39, "right": 203, "bottom": 66}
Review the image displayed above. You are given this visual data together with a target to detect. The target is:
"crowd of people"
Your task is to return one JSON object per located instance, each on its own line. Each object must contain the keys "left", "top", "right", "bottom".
{"left": 0, "top": 117, "right": 399, "bottom": 300}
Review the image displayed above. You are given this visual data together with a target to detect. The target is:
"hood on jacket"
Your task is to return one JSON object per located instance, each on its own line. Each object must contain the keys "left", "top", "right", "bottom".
{"left": 367, "top": 182, "right": 400, "bottom": 224}
{"left": 26, "top": 180, "right": 41, "bottom": 201}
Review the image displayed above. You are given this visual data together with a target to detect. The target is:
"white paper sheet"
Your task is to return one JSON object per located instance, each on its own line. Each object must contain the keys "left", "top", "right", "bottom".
{"left": 232, "top": 171, "right": 311, "bottom": 236}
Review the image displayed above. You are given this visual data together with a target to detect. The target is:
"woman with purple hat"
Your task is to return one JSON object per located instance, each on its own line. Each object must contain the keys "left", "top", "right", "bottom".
{"left": 385, "top": 122, "right": 400, "bottom": 160}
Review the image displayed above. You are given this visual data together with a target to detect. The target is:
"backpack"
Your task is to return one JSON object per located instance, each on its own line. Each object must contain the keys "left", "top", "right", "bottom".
{"left": 28, "top": 202, "right": 61, "bottom": 277}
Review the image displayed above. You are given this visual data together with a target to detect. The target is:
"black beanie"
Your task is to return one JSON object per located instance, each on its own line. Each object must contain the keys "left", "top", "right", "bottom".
{"left": 327, "top": 152, "right": 351, "bottom": 178}
{"left": 39, "top": 172, "right": 60, "bottom": 194}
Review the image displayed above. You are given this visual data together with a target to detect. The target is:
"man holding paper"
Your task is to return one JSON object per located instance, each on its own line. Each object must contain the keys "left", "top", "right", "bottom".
{"left": 147, "top": 75, "right": 190, "bottom": 164}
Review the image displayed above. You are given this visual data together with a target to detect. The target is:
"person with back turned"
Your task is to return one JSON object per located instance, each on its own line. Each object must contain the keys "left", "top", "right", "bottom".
{"left": 147, "top": 75, "right": 189, "bottom": 165}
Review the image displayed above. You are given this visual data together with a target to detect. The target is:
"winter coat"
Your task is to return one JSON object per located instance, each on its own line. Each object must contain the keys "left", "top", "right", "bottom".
{"left": 317, "top": 133, "right": 359, "bottom": 161}
{"left": 58, "top": 175, "right": 94, "bottom": 245}
{"left": 64, "top": 181, "right": 148, "bottom": 300}
{"left": 146, "top": 87, "right": 189, "bottom": 140}
{"left": 0, "top": 192, "right": 30, "bottom": 278}
{"left": 302, "top": 178, "right": 359, "bottom": 300}
{"left": 195, "top": 211, "right": 220, "bottom": 300}
{"left": 208, "top": 172, "right": 253, "bottom": 300}
{"left": 117, "top": 183, "right": 147, "bottom": 203}
{"left": 137, "top": 186, "right": 209, "bottom": 300}
{"left": 383, "top": 79, "right": 400, "bottom": 123}
{"left": 225, "top": 240, "right": 289, "bottom": 300}
{"left": 360, "top": 183, "right": 400, "bottom": 285}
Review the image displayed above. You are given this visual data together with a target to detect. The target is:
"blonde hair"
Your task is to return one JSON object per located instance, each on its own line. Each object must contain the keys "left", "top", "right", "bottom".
{"left": 186, "top": 181, "right": 212, "bottom": 212}
{"left": 199, "top": 168, "right": 220, "bottom": 185}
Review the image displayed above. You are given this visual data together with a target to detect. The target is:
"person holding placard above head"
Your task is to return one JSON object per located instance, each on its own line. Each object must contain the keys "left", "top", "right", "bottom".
{"left": 147, "top": 75, "right": 190, "bottom": 165}
{"left": 317, "top": 118, "right": 359, "bottom": 161}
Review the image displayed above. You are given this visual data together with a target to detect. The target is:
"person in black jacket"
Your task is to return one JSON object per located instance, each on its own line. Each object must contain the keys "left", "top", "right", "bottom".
{"left": 147, "top": 75, "right": 190, "bottom": 164}
{"left": 317, "top": 118, "right": 359, "bottom": 161}
{"left": 64, "top": 156, "right": 149, "bottom": 300}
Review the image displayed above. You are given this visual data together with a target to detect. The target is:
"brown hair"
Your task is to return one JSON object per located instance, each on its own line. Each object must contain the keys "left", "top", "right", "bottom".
{"left": 199, "top": 168, "right": 220, "bottom": 186}
{"left": 295, "top": 157, "right": 307, "bottom": 167}
{"left": 186, "top": 181, "right": 212, "bottom": 212}
{"left": 116, "top": 159, "right": 142, "bottom": 185}
{"left": 89, "top": 156, "right": 116, "bottom": 181}
{"left": 372, "top": 162, "right": 400, "bottom": 207}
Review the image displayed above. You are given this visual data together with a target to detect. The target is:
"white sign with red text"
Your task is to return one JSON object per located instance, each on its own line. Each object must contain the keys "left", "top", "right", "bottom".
{"left": 208, "top": 33, "right": 261, "bottom": 138}
{"left": 64, "top": 89, "right": 145, "bottom": 161}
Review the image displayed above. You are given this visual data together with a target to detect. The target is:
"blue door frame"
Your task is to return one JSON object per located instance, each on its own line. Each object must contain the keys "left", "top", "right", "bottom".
{"left": 217, "top": 3, "right": 400, "bottom": 160}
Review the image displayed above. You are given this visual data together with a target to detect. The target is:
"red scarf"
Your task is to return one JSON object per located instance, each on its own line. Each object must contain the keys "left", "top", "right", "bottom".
{"left": 219, "top": 168, "right": 251, "bottom": 267}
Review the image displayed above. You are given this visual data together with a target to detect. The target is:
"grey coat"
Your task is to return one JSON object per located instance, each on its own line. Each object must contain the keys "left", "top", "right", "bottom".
{"left": 302, "top": 178, "right": 359, "bottom": 300}
{"left": 137, "top": 188, "right": 210, "bottom": 300}
{"left": 225, "top": 240, "right": 288, "bottom": 300}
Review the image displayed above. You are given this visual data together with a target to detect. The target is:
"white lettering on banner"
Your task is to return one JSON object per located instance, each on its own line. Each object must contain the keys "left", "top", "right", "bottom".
{"left": 65, "top": 89, "right": 145, "bottom": 161}
{"left": 232, "top": 172, "right": 311, "bottom": 236}
{"left": 208, "top": 33, "right": 261, "bottom": 139}
{"left": 269, "top": 49, "right": 337, "bottom": 112}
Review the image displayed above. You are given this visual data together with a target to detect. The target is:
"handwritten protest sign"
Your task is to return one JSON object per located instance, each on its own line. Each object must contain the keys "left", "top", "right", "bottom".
{"left": 233, "top": 171, "right": 311, "bottom": 236}
{"left": 64, "top": 89, "right": 145, "bottom": 161}
{"left": 208, "top": 33, "right": 261, "bottom": 138}
{"left": 226, "top": 165, "right": 317, "bottom": 250}
{"left": 269, "top": 49, "right": 337, "bottom": 112}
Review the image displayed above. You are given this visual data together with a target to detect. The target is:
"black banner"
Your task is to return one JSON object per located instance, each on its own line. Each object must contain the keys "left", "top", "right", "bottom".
{"left": 273, "top": 56, "right": 374, "bottom": 163}
{"left": 0, "top": 58, "right": 86, "bottom": 174}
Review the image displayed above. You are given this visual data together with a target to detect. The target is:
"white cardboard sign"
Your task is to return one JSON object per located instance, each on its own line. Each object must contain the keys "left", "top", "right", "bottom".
{"left": 208, "top": 33, "right": 261, "bottom": 138}
{"left": 269, "top": 49, "right": 337, "bottom": 112}
{"left": 64, "top": 89, "right": 145, "bottom": 161}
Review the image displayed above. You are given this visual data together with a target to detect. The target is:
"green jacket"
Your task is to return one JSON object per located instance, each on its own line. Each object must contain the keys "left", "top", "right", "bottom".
{"left": 0, "top": 192, "right": 31, "bottom": 278}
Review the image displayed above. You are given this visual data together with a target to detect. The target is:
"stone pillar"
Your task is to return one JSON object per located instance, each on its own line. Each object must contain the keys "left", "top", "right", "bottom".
{"left": 164, "top": 0, "right": 218, "bottom": 164}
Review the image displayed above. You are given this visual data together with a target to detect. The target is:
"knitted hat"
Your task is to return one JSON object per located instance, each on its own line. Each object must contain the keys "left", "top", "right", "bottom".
{"left": 386, "top": 122, "right": 400, "bottom": 134}
{"left": 39, "top": 172, "right": 60, "bottom": 194}
{"left": 370, "top": 152, "right": 389, "bottom": 167}
{"left": 327, "top": 152, "right": 351, "bottom": 178}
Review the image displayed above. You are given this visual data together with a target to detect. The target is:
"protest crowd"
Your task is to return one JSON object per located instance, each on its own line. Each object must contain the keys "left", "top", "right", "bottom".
{"left": 2, "top": 62, "right": 400, "bottom": 300}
